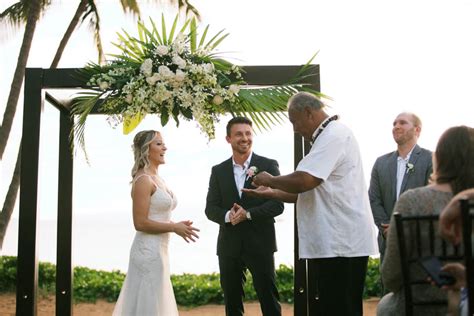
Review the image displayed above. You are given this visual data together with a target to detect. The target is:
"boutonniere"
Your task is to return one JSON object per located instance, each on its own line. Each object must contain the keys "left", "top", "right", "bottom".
{"left": 246, "top": 166, "right": 259, "bottom": 181}
{"left": 405, "top": 163, "right": 414, "bottom": 174}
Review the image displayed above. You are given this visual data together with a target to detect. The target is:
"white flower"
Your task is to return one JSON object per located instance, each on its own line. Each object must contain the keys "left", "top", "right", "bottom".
{"left": 202, "top": 63, "right": 214, "bottom": 73}
{"left": 158, "top": 65, "right": 173, "bottom": 78}
{"left": 99, "top": 81, "right": 109, "bottom": 90}
{"left": 175, "top": 69, "right": 186, "bottom": 82}
{"left": 140, "top": 59, "right": 153, "bottom": 76}
{"left": 406, "top": 163, "right": 415, "bottom": 174}
{"left": 155, "top": 45, "right": 169, "bottom": 56}
{"left": 172, "top": 34, "right": 186, "bottom": 54}
{"left": 212, "top": 95, "right": 224, "bottom": 105}
{"left": 146, "top": 73, "right": 160, "bottom": 85}
{"left": 229, "top": 84, "right": 240, "bottom": 94}
{"left": 125, "top": 94, "right": 133, "bottom": 104}
{"left": 172, "top": 55, "right": 187, "bottom": 69}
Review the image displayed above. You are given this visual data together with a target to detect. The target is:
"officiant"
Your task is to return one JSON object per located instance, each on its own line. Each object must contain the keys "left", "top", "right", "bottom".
{"left": 243, "top": 92, "right": 377, "bottom": 316}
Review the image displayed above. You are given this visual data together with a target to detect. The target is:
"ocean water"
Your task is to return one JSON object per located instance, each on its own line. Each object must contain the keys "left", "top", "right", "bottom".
{"left": 2, "top": 207, "right": 295, "bottom": 275}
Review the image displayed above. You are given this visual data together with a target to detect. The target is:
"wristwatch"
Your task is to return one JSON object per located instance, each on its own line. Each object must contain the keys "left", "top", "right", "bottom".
{"left": 246, "top": 211, "right": 252, "bottom": 220}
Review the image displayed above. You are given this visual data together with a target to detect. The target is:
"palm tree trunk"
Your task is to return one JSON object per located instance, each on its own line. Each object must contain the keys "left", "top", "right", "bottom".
{"left": 50, "top": 0, "right": 88, "bottom": 68}
{"left": 0, "top": 148, "right": 21, "bottom": 249}
{"left": 0, "top": 0, "right": 41, "bottom": 159}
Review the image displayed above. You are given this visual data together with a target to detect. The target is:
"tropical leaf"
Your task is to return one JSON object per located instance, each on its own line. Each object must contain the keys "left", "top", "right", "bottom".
{"left": 161, "top": 14, "right": 167, "bottom": 45}
{"left": 189, "top": 17, "right": 197, "bottom": 52}
{"left": 70, "top": 15, "right": 326, "bottom": 154}
{"left": 123, "top": 112, "right": 145, "bottom": 135}
{"left": 167, "top": 15, "right": 179, "bottom": 43}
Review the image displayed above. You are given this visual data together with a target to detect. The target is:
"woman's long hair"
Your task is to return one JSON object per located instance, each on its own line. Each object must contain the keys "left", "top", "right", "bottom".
{"left": 131, "top": 130, "right": 158, "bottom": 179}
{"left": 434, "top": 125, "right": 474, "bottom": 195}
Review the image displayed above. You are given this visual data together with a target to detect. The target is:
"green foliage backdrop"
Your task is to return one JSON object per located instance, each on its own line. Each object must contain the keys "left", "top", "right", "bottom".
{"left": 0, "top": 256, "right": 381, "bottom": 306}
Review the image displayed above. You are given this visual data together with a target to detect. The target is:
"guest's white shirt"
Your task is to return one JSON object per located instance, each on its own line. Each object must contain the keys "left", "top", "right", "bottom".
{"left": 224, "top": 152, "right": 252, "bottom": 222}
{"left": 396, "top": 145, "right": 415, "bottom": 199}
{"left": 295, "top": 120, "right": 378, "bottom": 258}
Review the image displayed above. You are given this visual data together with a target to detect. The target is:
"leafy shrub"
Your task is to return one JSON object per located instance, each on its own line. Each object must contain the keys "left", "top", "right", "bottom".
{"left": 0, "top": 255, "right": 381, "bottom": 305}
{"left": 364, "top": 257, "right": 382, "bottom": 298}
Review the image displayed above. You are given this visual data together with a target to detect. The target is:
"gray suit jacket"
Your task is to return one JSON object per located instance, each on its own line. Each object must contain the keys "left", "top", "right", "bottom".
{"left": 369, "top": 144, "right": 432, "bottom": 255}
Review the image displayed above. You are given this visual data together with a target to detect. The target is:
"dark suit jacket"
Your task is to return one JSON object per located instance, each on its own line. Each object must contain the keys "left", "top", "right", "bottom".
{"left": 205, "top": 153, "right": 284, "bottom": 257}
{"left": 369, "top": 144, "right": 432, "bottom": 254}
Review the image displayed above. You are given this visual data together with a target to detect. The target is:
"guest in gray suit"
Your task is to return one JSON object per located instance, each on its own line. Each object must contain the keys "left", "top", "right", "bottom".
{"left": 369, "top": 112, "right": 433, "bottom": 261}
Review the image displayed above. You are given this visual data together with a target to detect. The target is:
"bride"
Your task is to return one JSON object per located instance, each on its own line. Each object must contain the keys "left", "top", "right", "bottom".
{"left": 113, "top": 130, "right": 200, "bottom": 316}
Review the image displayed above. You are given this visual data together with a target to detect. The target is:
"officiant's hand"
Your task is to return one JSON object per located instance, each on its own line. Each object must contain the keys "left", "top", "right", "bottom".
{"left": 242, "top": 186, "right": 275, "bottom": 199}
{"left": 252, "top": 171, "right": 273, "bottom": 187}
{"left": 173, "top": 220, "right": 200, "bottom": 243}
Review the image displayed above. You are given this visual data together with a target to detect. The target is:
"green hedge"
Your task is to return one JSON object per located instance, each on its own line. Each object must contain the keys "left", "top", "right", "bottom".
{"left": 0, "top": 256, "right": 382, "bottom": 306}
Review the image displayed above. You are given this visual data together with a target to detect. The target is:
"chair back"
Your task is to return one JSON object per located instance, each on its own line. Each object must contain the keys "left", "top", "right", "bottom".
{"left": 461, "top": 199, "right": 474, "bottom": 316}
{"left": 394, "top": 212, "right": 464, "bottom": 316}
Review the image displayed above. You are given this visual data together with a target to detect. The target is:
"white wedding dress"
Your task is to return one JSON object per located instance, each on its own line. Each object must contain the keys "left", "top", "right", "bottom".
{"left": 113, "top": 175, "right": 179, "bottom": 316}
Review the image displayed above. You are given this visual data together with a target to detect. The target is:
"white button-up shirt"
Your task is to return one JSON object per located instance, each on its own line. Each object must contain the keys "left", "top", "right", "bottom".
{"left": 224, "top": 153, "right": 252, "bottom": 222}
{"left": 295, "top": 121, "right": 378, "bottom": 258}
{"left": 396, "top": 146, "right": 415, "bottom": 199}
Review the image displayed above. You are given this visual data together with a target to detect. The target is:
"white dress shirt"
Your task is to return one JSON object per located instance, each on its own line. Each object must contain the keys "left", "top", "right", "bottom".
{"left": 224, "top": 153, "right": 252, "bottom": 222}
{"left": 396, "top": 145, "right": 415, "bottom": 199}
{"left": 295, "top": 121, "right": 378, "bottom": 258}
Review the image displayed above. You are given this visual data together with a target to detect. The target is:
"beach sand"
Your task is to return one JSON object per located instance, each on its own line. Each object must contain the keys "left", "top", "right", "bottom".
{"left": 0, "top": 293, "right": 379, "bottom": 315}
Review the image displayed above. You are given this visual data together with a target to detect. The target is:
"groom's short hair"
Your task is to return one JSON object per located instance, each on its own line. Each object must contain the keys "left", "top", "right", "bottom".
{"left": 226, "top": 116, "right": 253, "bottom": 136}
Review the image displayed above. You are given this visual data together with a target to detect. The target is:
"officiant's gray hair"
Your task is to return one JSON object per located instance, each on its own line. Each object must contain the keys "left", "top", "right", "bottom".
{"left": 288, "top": 92, "right": 326, "bottom": 112}
{"left": 131, "top": 130, "right": 159, "bottom": 179}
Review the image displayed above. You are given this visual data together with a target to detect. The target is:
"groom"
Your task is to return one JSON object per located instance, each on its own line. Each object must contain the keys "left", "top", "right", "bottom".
{"left": 205, "top": 116, "right": 284, "bottom": 316}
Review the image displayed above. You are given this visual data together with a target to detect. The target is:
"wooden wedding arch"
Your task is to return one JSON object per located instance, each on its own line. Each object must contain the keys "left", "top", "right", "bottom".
{"left": 16, "top": 65, "right": 320, "bottom": 315}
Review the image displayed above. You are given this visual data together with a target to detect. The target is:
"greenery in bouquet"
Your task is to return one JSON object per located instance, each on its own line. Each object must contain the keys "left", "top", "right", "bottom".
{"left": 72, "top": 15, "right": 321, "bottom": 151}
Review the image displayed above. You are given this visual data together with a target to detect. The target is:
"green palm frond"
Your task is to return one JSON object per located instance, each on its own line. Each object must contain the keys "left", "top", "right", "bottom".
{"left": 71, "top": 15, "right": 326, "bottom": 153}
{"left": 70, "top": 91, "right": 102, "bottom": 156}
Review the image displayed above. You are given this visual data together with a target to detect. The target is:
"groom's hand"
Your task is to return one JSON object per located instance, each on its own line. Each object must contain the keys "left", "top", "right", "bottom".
{"left": 230, "top": 204, "right": 248, "bottom": 226}
{"left": 229, "top": 203, "right": 240, "bottom": 223}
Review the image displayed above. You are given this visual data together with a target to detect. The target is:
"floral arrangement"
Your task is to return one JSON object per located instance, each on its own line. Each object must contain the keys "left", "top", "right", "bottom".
{"left": 72, "top": 15, "right": 321, "bottom": 150}
{"left": 406, "top": 162, "right": 415, "bottom": 174}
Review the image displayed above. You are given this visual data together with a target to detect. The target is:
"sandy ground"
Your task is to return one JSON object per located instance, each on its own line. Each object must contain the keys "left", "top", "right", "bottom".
{"left": 0, "top": 293, "right": 379, "bottom": 315}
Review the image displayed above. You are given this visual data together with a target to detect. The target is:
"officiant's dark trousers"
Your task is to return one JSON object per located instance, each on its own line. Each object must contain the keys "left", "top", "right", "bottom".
{"left": 219, "top": 252, "right": 281, "bottom": 316}
{"left": 310, "top": 256, "right": 368, "bottom": 316}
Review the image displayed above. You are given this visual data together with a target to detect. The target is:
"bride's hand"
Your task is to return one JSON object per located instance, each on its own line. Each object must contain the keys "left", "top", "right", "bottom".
{"left": 172, "top": 220, "right": 200, "bottom": 243}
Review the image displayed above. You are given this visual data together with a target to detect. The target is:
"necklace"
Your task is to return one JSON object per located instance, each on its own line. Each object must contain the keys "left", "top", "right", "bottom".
{"left": 311, "top": 115, "right": 339, "bottom": 144}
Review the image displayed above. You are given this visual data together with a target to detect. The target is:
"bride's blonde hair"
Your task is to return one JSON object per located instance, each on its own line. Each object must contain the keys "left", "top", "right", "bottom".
{"left": 131, "top": 130, "right": 159, "bottom": 179}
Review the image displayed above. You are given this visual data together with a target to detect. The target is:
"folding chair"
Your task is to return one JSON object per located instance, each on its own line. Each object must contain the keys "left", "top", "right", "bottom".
{"left": 461, "top": 199, "right": 474, "bottom": 316}
{"left": 394, "top": 212, "right": 464, "bottom": 316}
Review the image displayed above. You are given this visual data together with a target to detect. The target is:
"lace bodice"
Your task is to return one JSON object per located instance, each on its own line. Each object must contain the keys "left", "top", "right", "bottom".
{"left": 148, "top": 186, "right": 177, "bottom": 222}
{"left": 133, "top": 173, "right": 177, "bottom": 221}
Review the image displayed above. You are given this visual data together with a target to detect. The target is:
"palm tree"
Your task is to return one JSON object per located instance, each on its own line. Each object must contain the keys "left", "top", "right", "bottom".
{"left": 51, "top": 0, "right": 200, "bottom": 68}
{"left": 0, "top": 0, "right": 200, "bottom": 248}
{"left": 0, "top": 0, "right": 50, "bottom": 159}
{"left": 0, "top": 0, "right": 50, "bottom": 248}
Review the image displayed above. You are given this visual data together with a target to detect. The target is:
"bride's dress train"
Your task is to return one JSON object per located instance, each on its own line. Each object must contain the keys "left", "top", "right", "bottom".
{"left": 113, "top": 175, "right": 179, "bottom": 316}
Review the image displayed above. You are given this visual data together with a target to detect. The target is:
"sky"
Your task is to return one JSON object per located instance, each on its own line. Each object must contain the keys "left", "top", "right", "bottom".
{"left": 1, "top": 0, "right": 474, "bottom": 274}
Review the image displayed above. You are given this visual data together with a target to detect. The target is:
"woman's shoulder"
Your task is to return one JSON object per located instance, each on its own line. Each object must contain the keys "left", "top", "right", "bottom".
{"left": 133, "top": 171, "right": 152, "bottom": 183}
{"left": 132, "top": 172, "right": 158, "bottom": 192}
{"left": 401, "top": 186, "right": 452, "bottom": 200}
{"left": 397, "top": 186, "right": 453, "bottom": 215}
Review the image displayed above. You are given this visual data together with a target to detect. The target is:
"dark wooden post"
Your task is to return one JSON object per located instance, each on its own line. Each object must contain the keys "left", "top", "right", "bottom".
{"left": 56, "top": 109, "right": 74, "bottom": 315}
{"left": 292, "top": 65, "right": 321, "bottom": 316}
{"left": 293, "top": 133, "right": 308, "bottom": 315}
{"left": 16, "top": 68, "right": 43, "bottom": 316}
